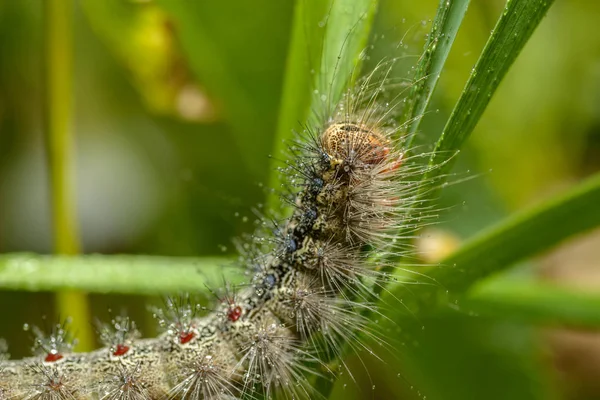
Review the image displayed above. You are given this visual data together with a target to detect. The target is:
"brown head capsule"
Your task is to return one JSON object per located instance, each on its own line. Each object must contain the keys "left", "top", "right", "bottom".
{"left": 321, "top": 123, "right": 390, "bottom": 165}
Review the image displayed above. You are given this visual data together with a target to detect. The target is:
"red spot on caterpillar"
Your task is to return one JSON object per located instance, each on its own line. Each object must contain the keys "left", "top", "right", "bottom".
{"left": 112, "top": 344, "right": 130, "bottom": 356}
{"left": 179, "top": 331, "right": 195, "bottom": 344}
{"left": 44, "top": 352, "right": 63, "bottom": 362}
{"left": 228, "top": 306, "right": 242, "bottom": 322}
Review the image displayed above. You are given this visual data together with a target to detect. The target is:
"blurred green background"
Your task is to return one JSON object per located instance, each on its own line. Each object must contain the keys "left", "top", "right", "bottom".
{"left": 1, "top": 0, "right": 600, "bottom": 399}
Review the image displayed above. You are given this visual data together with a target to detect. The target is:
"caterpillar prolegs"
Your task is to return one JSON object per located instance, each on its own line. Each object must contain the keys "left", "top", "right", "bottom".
{"left": 0, "top": 37, "right": 435, "bottom": 400}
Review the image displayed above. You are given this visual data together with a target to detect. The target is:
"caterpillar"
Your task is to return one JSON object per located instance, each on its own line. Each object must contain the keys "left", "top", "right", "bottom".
{"left": 0, "top": 10, "right": 439, "bottom": 400}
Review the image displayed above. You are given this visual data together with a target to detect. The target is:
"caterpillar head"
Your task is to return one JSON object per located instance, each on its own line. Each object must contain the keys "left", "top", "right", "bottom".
{"left": 321, "top": 122, "right": 390, "bottom": 167}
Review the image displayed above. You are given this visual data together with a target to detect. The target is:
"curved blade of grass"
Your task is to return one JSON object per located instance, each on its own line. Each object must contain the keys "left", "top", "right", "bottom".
{"left": 267, "top": 0, "right": 378, "bottom": 210}
{"left": 427, "top": 0, "right": 554, "bottom": 180}
{"left": 466, "top": 279, "right": 600, "bottom": 328}
{"left": 0, "top": 253, "right": 240, "bottom": 295}
{"left": 392, "top": 172, "right": 600, "bottom": 314}
{"left": 402, "top": 0, "right": 470, "bottom": 147}
{"left": 317, "top": 0, "right": 378, "bottom": 109}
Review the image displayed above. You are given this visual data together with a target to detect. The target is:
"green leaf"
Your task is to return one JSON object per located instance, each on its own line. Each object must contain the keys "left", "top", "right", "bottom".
{"left": 427, "top": 0, "right": 554, "bottom": 179}
{"left": 403, "top": 0, "right": 470, "bottom": 146}
{"left": 317, "top": 0, "right": 378, "bottom": 109}
{"left": 466, "top": 279, "right": 600, "bottom": 328}
{"left": 391, "top": 172, "right": 600, "bottom": 313}
{"left": 0, "top": 253, "right": 240, "bottom": 295}
{"left": 267, "top": 0, "right": 378, "bottom": 210}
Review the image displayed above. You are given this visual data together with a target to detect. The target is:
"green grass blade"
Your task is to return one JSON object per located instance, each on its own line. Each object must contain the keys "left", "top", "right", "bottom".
{"left": 467, "top": 279, "right": 600, "bottom": 328}
{"left": 428, "top": 0, "right": 554, "bottom": 177}
{"left": 392, "top": 172, "right": 600, "bottom": 313}
{"left": 0, "top": 253, "right": 240, "bottom": 295}
{"left": 267, "top": 0, "right": 378, "bottom": 211}
{"left": 317, "top": 0, "right": 378, "bottom": 108}
{"left": 403, "top": 0, "right": 470, "bottom": 146}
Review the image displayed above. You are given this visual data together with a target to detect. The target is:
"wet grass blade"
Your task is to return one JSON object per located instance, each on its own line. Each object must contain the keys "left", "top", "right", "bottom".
{"left": 428, "top": 0, "right": 554, "bottom": 179}
{"left": 403, "top": 0, "right": 470, "bottom": 147}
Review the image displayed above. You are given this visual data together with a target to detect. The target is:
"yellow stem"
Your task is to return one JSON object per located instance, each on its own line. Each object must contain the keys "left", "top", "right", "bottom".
{"left": 44, "top": 0, "right": 94, "bottom": 351}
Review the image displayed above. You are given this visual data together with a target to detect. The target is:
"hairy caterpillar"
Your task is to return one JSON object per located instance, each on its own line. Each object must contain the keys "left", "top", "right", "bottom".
{"left": 0, "top": 10, "right": 439, "bottom": 400}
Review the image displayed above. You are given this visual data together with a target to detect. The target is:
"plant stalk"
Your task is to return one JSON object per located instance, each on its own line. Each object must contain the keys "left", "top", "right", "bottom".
{"left": 44, "top": 0, "right": 93, "bottom": 351}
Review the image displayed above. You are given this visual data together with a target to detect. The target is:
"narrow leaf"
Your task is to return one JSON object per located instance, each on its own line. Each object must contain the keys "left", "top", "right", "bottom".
{"left": 428, "top": 0, "right": 554, "bottom": 178}
{"left": 403, "top": 0, "right": 470, "bottom": 147}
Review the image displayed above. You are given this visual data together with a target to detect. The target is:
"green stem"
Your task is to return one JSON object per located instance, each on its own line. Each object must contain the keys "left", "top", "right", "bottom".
{"left": 44, "top": 0, "right": 93, "bottom": 351}
{"left": 0, "top": 253, "right": 238, "bottom": 294}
